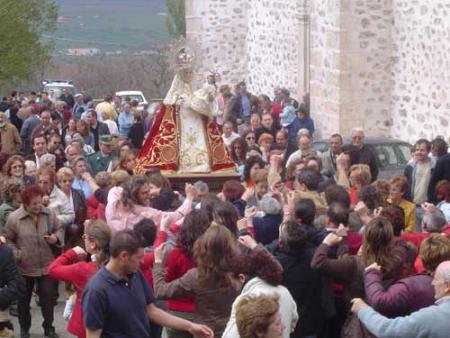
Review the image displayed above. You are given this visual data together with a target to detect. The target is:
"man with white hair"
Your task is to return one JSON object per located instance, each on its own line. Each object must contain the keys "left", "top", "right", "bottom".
{"left": 51, "top": 100, "right": 67, "bottom": 128}
{"left": 72, "top": 93, "right": 86, "bottom": 120}
{"left": 349, "top": 127, "right": 378, "bottom": 181}
{"left": 286, "top": 134, "right": 318, "bottom": 167}
{"left": 351, "top": 260, "right": 450, "bottom": 337}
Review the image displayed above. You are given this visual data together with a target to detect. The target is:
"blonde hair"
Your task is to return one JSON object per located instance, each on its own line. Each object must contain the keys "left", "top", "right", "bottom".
{"left": 251, "top": 169, "right": 268, "bottom": 185}
{"left": 351, "top": 127, "right": 364, "bottom": 136}
{"left": 110, "top": 169, "right": 130, "bottom": 186}
{"left": 420, "top": 234, "right": 450, "bottom": 273}
{"left": 236, "top": 293, "right": 280, "bottom": 338}
{"left": 389, "top": 175, "right": 409, "bottom": 194}
{"left": 56, "top": 167, "right": 74, "bottom": 182}
{"left": 95, "top": 171, "right": 112, "bottom": 188}
{"left": 350, "top": 164, "right": 371, "bottom": 186}
{"left": 84, "top": 220, "right": 112, "bottom": 266}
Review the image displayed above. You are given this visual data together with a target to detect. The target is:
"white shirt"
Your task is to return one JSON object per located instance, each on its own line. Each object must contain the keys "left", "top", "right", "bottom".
{"left": 222, "top": 132, "right": 240, "bottom": 148}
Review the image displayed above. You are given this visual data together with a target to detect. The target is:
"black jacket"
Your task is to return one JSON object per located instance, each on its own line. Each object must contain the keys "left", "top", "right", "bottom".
{"left": 91, "top": 122, "right": 111, "bottom": 151}
{"left": 128, "top": 122, "right": 145, "bottom": 150}
{"left": 428, "top": 154, "right": 450, "bottom": 202}
{"left": 344, "top": 144, "right": 379, "bottom": 181}
{"left": 72, "top": 188, "right": 87, "bottom": 225}
{"left": 266, "top": 242, "right": 325, "bottom": 337}
{"left": 0, "top": 245, "right": 25, "bottom": 310}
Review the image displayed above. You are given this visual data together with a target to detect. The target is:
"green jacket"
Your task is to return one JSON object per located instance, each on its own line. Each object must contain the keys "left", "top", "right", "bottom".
{"left": 0, "top": 202, "right": 19, "bottom": 230}
{"left": 87, "top": 151, "right": 115, "bottom": 175}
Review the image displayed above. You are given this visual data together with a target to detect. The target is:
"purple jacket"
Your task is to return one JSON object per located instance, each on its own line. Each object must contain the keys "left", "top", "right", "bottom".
{"left": 364, "top": 268, "right": 435, "bottom": 318}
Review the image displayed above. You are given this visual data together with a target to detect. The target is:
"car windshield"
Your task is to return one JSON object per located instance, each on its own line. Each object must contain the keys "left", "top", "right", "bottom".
{"left": 118, "top": 95, "right": 144, "bottom": 103}
{"left": 43, "top": 86, "right": 75, "bottom": 98}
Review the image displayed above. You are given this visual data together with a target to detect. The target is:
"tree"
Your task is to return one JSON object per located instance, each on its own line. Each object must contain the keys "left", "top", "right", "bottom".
{"left": 0, "top": 0, "right": 58, "bottom": 90}
{"left": 165, "top": 0, "right": 186, "bottom": 38}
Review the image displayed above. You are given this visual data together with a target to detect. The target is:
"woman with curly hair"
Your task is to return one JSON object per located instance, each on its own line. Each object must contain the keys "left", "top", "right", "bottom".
{"left": 388, "top": 175, "right": 416, "bottom": 233}
{"left": 113, "top": 151, "right": 136, "bottom": 176}
{"left": 0, "top": 178, "right": 22, "bottom": 229}
{"left": 2, "top": 154, "right": 34, "bottom": 187}
{"left": 75, "top": 120, "right": 95, "bottom": 149}
{"left": 163, "top": 210, "right": 210, "bottom": 338}
{"left": 242, "top": 156, "right": 266, "bottom": 187}
{"left": 230, "top": 137, "right": 248, "bottom": 167}
{"left": 106, "top": 175, "right": 195, "bottom": 232}
{"left": 243, "top": 130, "right": 257, "bottom": 148}
{"left": 153, "top": 225, "right": 239, "bottom": 337}
{"left": 235, "top": 294, "right": 284, "bottom": 338}
{"left": 223, "top": 241, "right": 298, "bottom": 338}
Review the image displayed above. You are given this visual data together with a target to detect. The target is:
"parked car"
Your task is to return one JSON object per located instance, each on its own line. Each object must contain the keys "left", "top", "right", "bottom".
{"left": 312, "top": 136, "right": 412, "bottom": 179}
{"left": 115, "top": 91, "right": 148, "bottom": 111}
{"left": 41, "top": 79, "right": 76, "bottom": 98}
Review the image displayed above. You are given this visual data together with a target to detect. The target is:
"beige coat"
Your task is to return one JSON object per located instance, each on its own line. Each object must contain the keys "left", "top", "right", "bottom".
{"left": 0, "top": 123, "right": 21, "bottom": 154}
{"left": 3, "top": 205, "right": 63, "bottom": 276}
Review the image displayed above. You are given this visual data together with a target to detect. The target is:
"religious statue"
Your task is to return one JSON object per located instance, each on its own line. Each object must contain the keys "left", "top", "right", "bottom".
{"left": 135, "top": 46, "right": 235, "bottom": 174}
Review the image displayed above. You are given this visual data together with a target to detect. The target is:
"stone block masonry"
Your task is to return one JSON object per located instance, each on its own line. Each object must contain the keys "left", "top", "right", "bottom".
{"left": 187, "top": 0, "right": 450, "bottom": 143}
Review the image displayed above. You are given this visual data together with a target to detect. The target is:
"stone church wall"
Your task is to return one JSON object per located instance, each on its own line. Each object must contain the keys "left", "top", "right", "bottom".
{"left": 186, "top": 0, "right": 308, "bottom": 99}
{"left": 390, "top": 0, "right": 450, "bottom": 141}
{"left": 311, "top": 0, "right": 450, "bottom": 142}
{"left": 188, "top": 0, "right": 450, "bottom": 143}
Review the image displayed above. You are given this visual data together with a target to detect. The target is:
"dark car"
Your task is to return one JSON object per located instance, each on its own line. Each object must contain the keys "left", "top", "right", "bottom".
{"left": 312, "top": 136, "right": 412, "bottom": 179}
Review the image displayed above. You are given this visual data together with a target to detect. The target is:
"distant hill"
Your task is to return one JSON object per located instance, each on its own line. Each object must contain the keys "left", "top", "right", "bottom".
{"left": 47, "top": 0, "right": 170, "bottom": 54}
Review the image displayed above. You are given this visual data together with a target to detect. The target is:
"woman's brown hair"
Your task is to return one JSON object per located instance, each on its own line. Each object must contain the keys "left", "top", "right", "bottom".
{"left": 3, "top": 155, "right": 25, "bottom": 176}
{"left": 76, "top": 120, "right": 90, "bottom": 137}
{"left": 84, "top": 220, "right": 112, "bottom": 266}
{"left": 361, "top": 217, "right": 404, "bottom": 276}
{"left": 194, "top": 224, "right": 238, "bottom": 290}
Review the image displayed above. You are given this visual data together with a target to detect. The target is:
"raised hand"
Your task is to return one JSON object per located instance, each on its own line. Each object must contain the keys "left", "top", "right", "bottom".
{"left": 185, "top": 183, "right": 198, "bottom": 200}
{"left": 160, "top": 214, "right": 172, "bottom": 232}
{"left": 238, "top": 235, "right": 258, "bottom": 250}
{"left": 323, "top": 232, "right": 343, "bottom": 247}
{"left": 154, "top": 243, "right": 166, "bottom": 264}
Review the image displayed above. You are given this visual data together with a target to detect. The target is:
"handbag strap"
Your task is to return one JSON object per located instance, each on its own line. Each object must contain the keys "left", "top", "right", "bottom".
{"left": 45, "top": 212, "right": 52, "bottom": 235}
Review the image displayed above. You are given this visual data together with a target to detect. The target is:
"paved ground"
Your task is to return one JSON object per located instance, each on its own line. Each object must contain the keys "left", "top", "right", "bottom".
{"left": 11, "top": 284, "right": 74, "bottom": 338}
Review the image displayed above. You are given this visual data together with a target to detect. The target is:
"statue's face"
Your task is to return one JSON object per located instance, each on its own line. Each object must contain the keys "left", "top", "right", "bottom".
{"left": 179, "top": 68, "right": 193, "bottom": 83}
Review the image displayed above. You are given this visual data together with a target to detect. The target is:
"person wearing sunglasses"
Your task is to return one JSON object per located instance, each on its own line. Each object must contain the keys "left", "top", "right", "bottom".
{"left": 3, "top": 155, "right": 34, "bottom": 187}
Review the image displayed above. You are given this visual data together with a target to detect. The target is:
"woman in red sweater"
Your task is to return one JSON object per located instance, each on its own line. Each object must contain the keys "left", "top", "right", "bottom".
{"left": 164, "top": 210, "right": 210, "bottom": 338}
{"left": 48, "top": 220, "right": 111, "bottom": 338}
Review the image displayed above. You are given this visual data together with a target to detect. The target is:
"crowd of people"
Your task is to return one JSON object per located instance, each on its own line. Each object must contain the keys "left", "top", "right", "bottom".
{"left": 0, "top": 85, "right": 450, "bottom": 338}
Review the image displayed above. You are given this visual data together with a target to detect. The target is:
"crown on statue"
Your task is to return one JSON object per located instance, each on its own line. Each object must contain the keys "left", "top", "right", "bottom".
{"left": 176, "top": 47, "right": 194, "bottom": 70}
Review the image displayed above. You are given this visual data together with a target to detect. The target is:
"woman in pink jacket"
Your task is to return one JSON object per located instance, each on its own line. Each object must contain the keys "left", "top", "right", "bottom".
{"left": 106, "top": 175, "right": 195, "bottom": 231}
